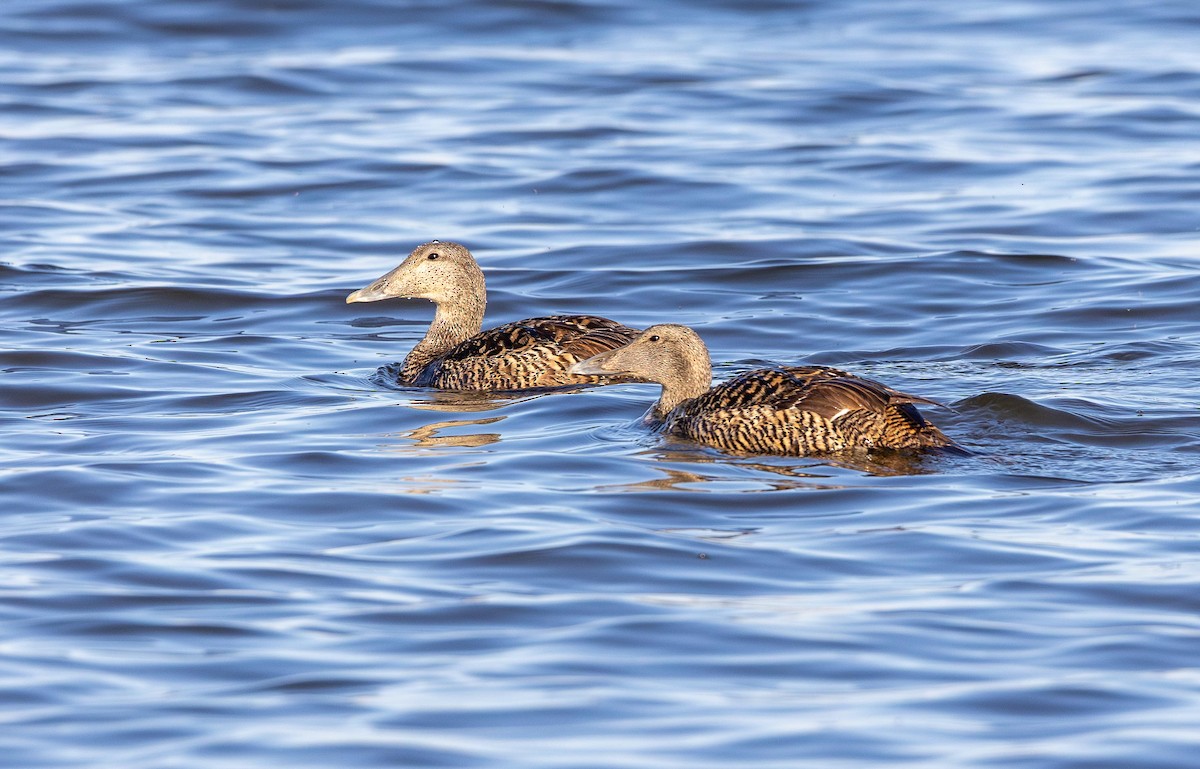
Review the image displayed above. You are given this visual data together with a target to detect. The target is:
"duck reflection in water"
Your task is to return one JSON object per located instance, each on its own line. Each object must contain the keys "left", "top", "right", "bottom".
{"left": 402, "top": 416, "right": 504, "bottom": 449}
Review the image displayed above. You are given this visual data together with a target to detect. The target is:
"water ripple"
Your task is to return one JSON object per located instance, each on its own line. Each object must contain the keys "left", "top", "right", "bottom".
{"left": 3, "top": 0, "right": 1200, "bottom": 767}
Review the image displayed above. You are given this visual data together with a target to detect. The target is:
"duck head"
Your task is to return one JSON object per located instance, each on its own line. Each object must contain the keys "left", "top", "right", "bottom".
{"left": 346, "top": 240, "right": 484, "bottom": 306}
{"left": 570, "top": 324, "right": 713, "bottom": 414}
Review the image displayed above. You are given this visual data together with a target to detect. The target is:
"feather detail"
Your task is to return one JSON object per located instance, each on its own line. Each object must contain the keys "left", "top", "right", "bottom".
{"left": 414, "top": 315, "right": 640, "bottom": 390}
{"left": 347, "top": 242, "right": 638, "bottom": 392}
{"left": 570, "top": 324, "right": 957, "bottom": 457}
{"left": 669, "top": 366, "right": 954, "bottom": 454}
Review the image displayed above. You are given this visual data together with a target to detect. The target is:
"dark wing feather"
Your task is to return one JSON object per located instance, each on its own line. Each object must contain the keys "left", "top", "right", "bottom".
{"left": 440, "top": 315, "right": 638, "bottom": 362}
{"left": 554, "top": 317, "right": 642, "bottom": 359}
{"left": 698, "top": 366, "right": 939, "bottom": 419}
{"left": 776, "top": 367, "right": 908, "bottom": 417}
{"left": 674, "top": 365, "right": 953, "bottom": 454}
{"left": 437, "top": 320, "right": 550, "bottom": 361}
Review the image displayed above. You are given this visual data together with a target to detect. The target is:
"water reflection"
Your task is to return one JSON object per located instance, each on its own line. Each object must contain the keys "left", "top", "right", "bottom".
{"left": 369, "top": 416, "right": 509, "bottom": 494}
{"left": 593, "top": 454, "right": 833, "bottom": 494}
{"left": 407, "top": 390, "right": 537, "bottom": 413}
{"left": 658, "top": 526, "right": 760, "bottom": 542}
{"left": 594, "top": 465, "right": 730, "bottom": 493}
{"left": 819, "top": 452, "right": 946, "bottom": 477}
{"left": 402, "top": 416, "right": 504, "bottom": 449}
{"left": 582, "top": 437, "right": 952, "bottom": 493}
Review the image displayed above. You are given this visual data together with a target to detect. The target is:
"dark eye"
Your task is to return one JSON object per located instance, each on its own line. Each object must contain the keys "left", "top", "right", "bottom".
{"left": 428, "top": 252, "right": 440, "bottom": 260}
{"left": 648, "top": 334, "right": 660, "bottom": 342}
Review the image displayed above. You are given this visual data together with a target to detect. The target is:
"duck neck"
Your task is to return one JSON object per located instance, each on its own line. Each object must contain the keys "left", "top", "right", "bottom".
{"left": 652, "top": 360, "right": 712, "bottom": 419}
{"left": 400, "top": 295, "right": 485, "bottom": 382}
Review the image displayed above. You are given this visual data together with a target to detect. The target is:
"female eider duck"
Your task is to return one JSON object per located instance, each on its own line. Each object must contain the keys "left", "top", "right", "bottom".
{"left": 346, "top": 241, "right": 639, "bottom": 390}
{"left": 570, "top": 324, "right": 956, "bottom": 456}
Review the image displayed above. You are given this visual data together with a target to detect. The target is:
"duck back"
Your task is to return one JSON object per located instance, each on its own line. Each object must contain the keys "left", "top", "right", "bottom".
{"left": 411, "top": 315, "right": 640, "bottom": 390}
{"left": 666, "top": 365, "right": 954, "bottom": 455}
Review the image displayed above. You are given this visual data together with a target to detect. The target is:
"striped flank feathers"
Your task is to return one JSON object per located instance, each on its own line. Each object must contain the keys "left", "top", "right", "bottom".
{"left": 571, "top": 324, "right": 956, "bottom": 456}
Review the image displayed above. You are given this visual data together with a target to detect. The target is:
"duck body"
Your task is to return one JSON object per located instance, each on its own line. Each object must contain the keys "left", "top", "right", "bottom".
{"left": 405, "top": 313, "right": 640, "bottom": 390}
{"left": 347, "top": 241, "right": 638, "bottom": 391}
{"left": 571, "top": 324, "right": 956, "bottom": 456}
{"left": 662, "top": 365, "right": 952, "bottom": 454}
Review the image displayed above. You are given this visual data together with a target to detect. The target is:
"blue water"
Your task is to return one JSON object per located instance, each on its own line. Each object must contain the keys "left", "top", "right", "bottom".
{"left": 3, "top": 1, "right": 1199, "bottom": 767}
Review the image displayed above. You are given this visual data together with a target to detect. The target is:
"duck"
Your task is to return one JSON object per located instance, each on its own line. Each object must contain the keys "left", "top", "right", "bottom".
{"left": 346, "top": 241, "right": 639, "bottom": 390}
{"left": 570, "top": 323, "right": 956, "bottom": 456}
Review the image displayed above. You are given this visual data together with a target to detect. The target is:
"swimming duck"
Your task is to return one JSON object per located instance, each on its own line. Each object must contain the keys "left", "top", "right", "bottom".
{"left": 570, "top": 324, "right": 955, "bottom": 455}
{"left": 346, "top": 241, "right": 639, "bottom": 390}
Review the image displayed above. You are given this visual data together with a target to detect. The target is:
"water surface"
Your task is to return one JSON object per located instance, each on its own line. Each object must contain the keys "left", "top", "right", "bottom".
{"left": 2, "top": 1, "right": 1199, "bottom": 767}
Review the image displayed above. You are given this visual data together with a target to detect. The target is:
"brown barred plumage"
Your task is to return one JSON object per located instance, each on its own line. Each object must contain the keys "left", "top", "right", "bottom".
{"left": 347, "top": 242, "right": 638, "bottom": 391}
{"left": 671, "top": 366, "right": 952, "bottom": 454}
{"left": 414, "top": 314, "right": 640, "bottom": 390}
{"left": 571, "top": 324, "right": 956, "bottom": 457}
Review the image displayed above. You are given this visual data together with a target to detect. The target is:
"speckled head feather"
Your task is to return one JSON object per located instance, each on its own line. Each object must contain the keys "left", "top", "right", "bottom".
{"left": 347, "top": 241, "right": 488, "bottom": 383}
{"left": 346, "top": 240, "right": 484, "bottom": 313}
{"left": 570, "top": 324, "right": 712, "bottom": 417}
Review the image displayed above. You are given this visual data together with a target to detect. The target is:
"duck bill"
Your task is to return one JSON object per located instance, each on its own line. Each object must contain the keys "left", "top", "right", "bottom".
{"left": 569, "top": 349, "right": 622, "bottom": 376}
{"left": 346, "top": 268, "right": 401, "bottom": 304}
{"left": 346, "top": 286, "right": 385, "bottom": 304}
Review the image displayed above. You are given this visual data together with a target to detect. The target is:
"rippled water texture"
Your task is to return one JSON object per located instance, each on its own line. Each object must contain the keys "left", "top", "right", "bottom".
{"left": 3, "top": 1, "right": 1200, "bottom": 767}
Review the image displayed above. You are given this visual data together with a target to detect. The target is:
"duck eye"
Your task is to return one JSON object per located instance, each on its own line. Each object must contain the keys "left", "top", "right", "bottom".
{"left": 428, "top": 252, "right": 440, "bottom": 260}
{"left": 648, "top": 334, "right": 660, "bottom": 342}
